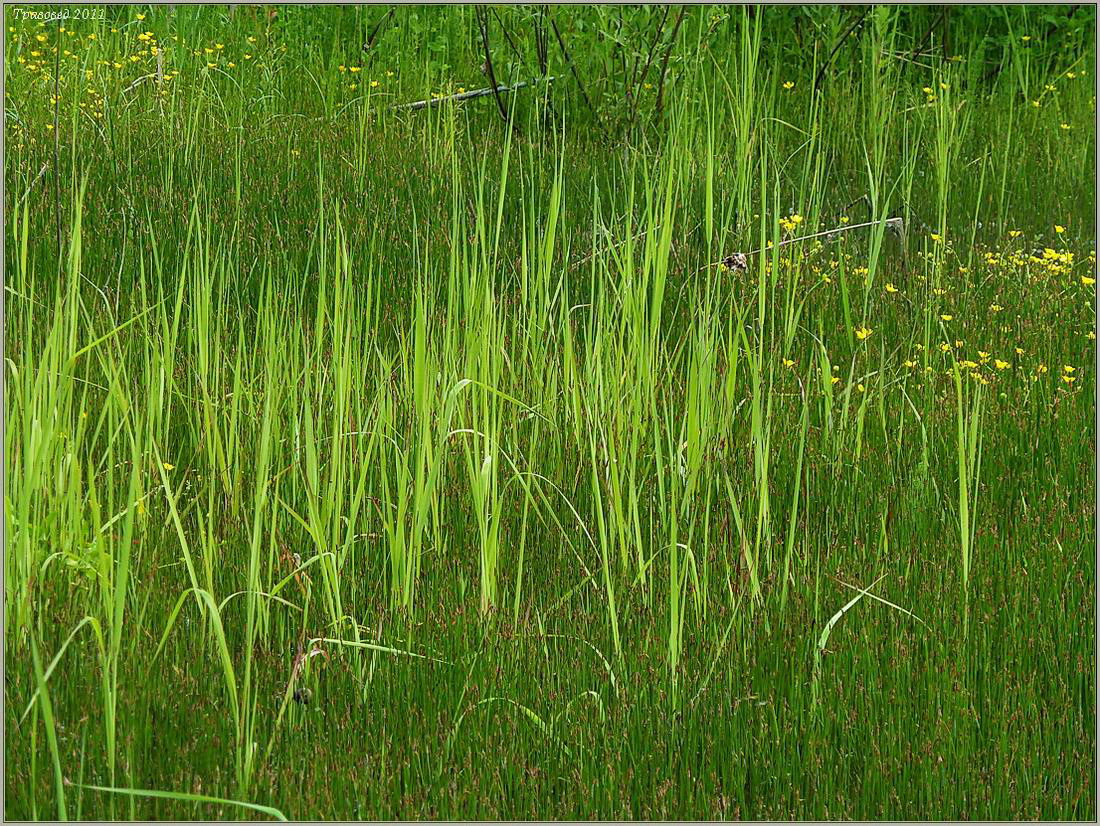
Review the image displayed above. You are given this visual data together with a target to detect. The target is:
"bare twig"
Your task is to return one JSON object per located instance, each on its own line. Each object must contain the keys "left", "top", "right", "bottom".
{"left": 908, "top": 7, "right": 947, "bottom": 61}
{"left": 813, "top": 7, "right": 872, "bottom": 94}
{"left": 633, "top": 6, "right": 671, "bottom": 94}
{"left": 362, "top": 7, "right": 394, "bottom": 54}
{"left": 476, "top": 6, "right": 508, "bottom": 122}
{"left": 392, "top": 77, "right": 555, "bottom": 112}
{"left": 655, "top": 6, "right": 687, "bottom": 119}
{"left": 569, "top": 224, "right": 663, "bottom": 270}
{"left": 52, "top": 34, "right": 61, "bottom": 269}
{"left": 548, "top": 9, "right": 603, "bottom": 132}
{"left": 704, "top": 216, "right": 904, "bottom": 273}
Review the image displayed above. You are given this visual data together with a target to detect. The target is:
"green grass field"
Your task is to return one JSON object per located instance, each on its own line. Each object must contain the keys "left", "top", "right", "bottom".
{"left": 4, "top": 5, "right": 1096, "bottom": 819}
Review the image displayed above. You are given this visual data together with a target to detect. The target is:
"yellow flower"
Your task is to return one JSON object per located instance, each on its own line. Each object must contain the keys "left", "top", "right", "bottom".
{"left": 857, "top": 384, "right": 866, "bottom": 393}
{"left": 248, "top": 36, "right": 257, "bottom": 43}
{"left": 339, "top": 65, "right": 346, "bottom": 72}
{"left": 349, "top": 66, "right": 361, "bottom": 73}
{"left": 939, "top": 342, "right": 951, "bottom": 353}
{"left": 904, "top": 360, "right": 917, "bottom": 369}
{"left": 782, "top": 81, "right": 794, "bottom": 90}
{"left": 1063, "top": 365, "right": 1075, "bottom": 373}
{"left": 136, "top": 13, "right": 146, "bottom": 20}
{"left": 1055, "top": 225, "right": 1065, "bottom": 234}
{"left": 854, "top": 326, "right": 873, "bottom": 341}
{"left": 930, "top": 233, "right": 942, "bottom": 242}
{"left": 1037, "top": 364, "right": 1048, "bottom": 374}
{"left": 839, "top": 216, "right": 849, "bottom": 224}
{"left": 162, "top": 462, "right": 175, "bottom": 471}
{"left": 990, "top": 304, "right": 1003, "bottom": 312}
{"left": 1062, "top": 375, "right": 1076, "bottom": 384}
{"left": 830, "top": 376, "right": 841, "bottom": 385}
{"left": 1060, "top": 123, "right": 1072, "bottom": 131}
{"left": 1008, "top": 230, "right": 1022, "bottom": 238}
{"left": 885, "top": 282, "right": 898, "bottom": 293}
{"left": 35, "top": 33, "right": 46, "bottom": 42}
{"left": 994, "top": 359, "right": 1010, "bottom": 370}
{"left": 940, "top": 313, "right": 953, "bottom": 321}
{"left": 960, "top": 360, "right": 978, "bottom": 369}
{"left": 370, "top": 79, "right": 380, "bottom": 88}
{"left": 782, "top": 358, "right": 795, "bottom": 368}
{"left": 386, "top": 70, "right": 395, "bottom": 77}
{"left": 1081, "top": 276, "right": 1095, "bottom": 286}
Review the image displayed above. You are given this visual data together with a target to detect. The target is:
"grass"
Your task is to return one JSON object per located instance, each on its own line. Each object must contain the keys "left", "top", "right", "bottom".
{"left": 4, "top": 4, "right": 1096, "bottom": 819}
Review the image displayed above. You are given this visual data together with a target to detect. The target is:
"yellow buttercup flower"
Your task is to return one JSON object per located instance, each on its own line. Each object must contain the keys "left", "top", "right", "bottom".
{"left": 885, "top": 283, "right": 898, "bottom": 293}
{"left": 854, "top": 326, "right": 873, "bottom": 341}
{"left": 1055, "top": 225, "right": 1065, "bottom": 234}
{"left": 782, "top": 81, "right": 794, "bottom": 90}
{"left": 940, "top": 314, "right": 953, "bottom": 321}
{"left": 1063, "top": 365, "right": 1075, "bottom": 373}
{"left": 162, "top": 462, "right": 175, "bottom": 471}
{"left": 994, "top": 360, "right": 1010, "bottom": 370}
{"left": 1082, "top": 276, "right": 1095, "bottom": 286}
{"left": 782, "top": 358, "right": 795, "bottom": 368}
